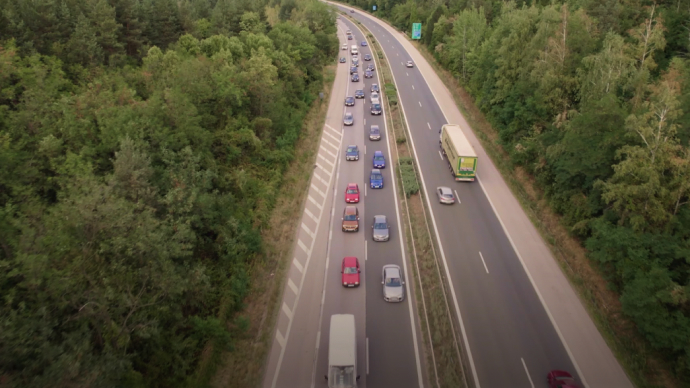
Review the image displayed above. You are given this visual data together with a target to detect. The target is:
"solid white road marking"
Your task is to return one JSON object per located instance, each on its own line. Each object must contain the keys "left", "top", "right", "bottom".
{"left": 282, "top": 302, "right": 293, "bottom": 319}
{"left": 479, "top": 252, "right": 489, "bottom": 274}
{"left": 288, "top": 278, "right": 299, "bottom": 294}
{"left": 365, "top": 240, "right": 368, "bottom": 261}
{"left": 364, "top": 118, "right": 366, "bottom": 125}
{"left": 521, "top": 358, "right": 535, "bottom": 388}
{"left": 293, "top": 258, "right": 303, "bottom": 273}
{"left": 307, "top": 195, "right": 323, "bottom": 210}
{"left": 438, "top": 151, "right": 443, "bottom": 160}
{"left": 318, "top": 153, "right": 334, "bottom": 167}
{"left": 364, "top": 145, "right": 367, "bottom": 154}
{"left": 276, "top": 330, "right": 286, "bottom": 348}
{"left": 365, "top": 185, "right": 367, "bottom": 197}
{"left": 322, "top": 138, "right": 339, "bottom": 150}
{"left": 315, "top": 163, "right": 332, "bottom": 176}
{"left": 313, "top": 172, "right": 328, "bottom": 187}
{"left": 301, "top": 222, "right": 315, "bottom": 238}
{"left": 305, "top": 208, "right": 319, "bottom": 223}
{"left": 324, "top": 130, "right": 341, "bottom": 143}
{"left": 298, "top": 239, "right": 310, "bottom": 254}
{"left": 325, "top": 123, "right": 341, "bottom": 135}
{"left": 320, "top": 145, "right": 338, "bottom": 159}
{"left": 311, "top": 183, "right": 326, "bottom": 198}
{"left": 454, "top": 190, "right": 461, "bottom": 204}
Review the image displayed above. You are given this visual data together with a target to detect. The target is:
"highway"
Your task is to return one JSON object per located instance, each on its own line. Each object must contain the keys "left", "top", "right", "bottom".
{"left": 332, "top": 5, "right": 633, "bottom": 388}
{"left": 262, "top": 19, "right": 425, "bottom": 388}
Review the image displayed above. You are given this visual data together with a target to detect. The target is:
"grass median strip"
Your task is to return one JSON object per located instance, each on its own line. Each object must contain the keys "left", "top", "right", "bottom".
{"left": 348, "top": 14, "right": 468, "bottom": 388}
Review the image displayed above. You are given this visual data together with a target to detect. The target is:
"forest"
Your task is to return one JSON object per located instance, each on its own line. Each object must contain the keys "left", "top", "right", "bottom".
{"left": 0, "top": 0, "right": 337, "bottom": 386}
{"left": 344, "top": 0, "right": 690, "bottom": 381}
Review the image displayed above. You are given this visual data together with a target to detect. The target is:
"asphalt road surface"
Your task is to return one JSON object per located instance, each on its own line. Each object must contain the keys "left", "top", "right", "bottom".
{"left": 262, "top": 19, "right": 425, "bottom": 388}
{"left": 331, "top": 5, "right": 633, "bottom": 388}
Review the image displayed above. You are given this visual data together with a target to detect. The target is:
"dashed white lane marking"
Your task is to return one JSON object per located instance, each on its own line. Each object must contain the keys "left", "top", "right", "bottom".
{"left": 311, "top": 183, "right": 326, "bottom": 198}
{"left": 419, "top": 101, "right": 422, "bottom": 107}
{"left": 288, "top": 278, "right": 299, "bottom": 294}
{"left": 276, "top": 330, "right": 286, "bottom": 347}
{"left": 427, "top": 122, "right": 431, "bottom": 129}
{"left": 479, "top": 252, "right": 489, "bottom": 274}
{"left": 366, "top": 337, "right": 370, "bottom": 375}
{"left": 298, "top": 239, "right": 311, "bottom": 254}
{"left": 318, "top": 153, "right": 334, "bottom": 167}
{"left": 324, "top": 130, "right": 341, "bottom": 143}
{"left": 438, "top": 151, "right": 443, "bottom": 160}
{"left": 293, "top": 258, "right": 304, "bottom": 273}
{"left": 365, "top": 240, "right": 368, "bottom": 261}
{"left": 308, "top": 195, "right": 323, "bottom": 210}
{"left": 301, "top": 222, "right": 316, "bottom": 238}
{"left": 315, "top": 163, "right": 331, "bottom": 176}
{"left": 412, "top": 85, "right": 415, "bottom": 90}
{"left": 454, "top": 190, "right": 461, "bottom": 204}
{"left": 521, "top": 358, "right": 535, "bottom": 388}
{"left": 282, "top": 302, "right": 293, "bottom": 319}
{"left": 407, "top": 72, "right": 409, "bottom": 76}
{"left": 320, "top": 144, "right": 338, "bottom": 159}
{"left": 322, "top": 138, "right": 339, "bottom": 150}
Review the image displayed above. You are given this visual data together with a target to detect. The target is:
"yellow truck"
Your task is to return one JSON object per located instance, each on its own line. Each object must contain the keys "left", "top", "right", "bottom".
{"left": 439, "top": 124, "right": 477, "bottom": 181}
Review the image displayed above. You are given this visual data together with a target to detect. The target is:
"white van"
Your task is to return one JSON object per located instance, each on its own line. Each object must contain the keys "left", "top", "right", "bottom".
{"left": 325, "top": 314, "right": 358, "bottom": 388}
{"left": 350, "top": 45, "right": 358, "bottom": 55}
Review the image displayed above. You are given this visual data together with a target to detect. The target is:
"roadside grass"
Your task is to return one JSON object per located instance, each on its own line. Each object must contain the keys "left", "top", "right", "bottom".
{"left": 403, "top": 38, "right": 676, "bottom": 388}
{"left": 204, "top": 64, "right": 337, "bottom": 388}
{"left": 353, "top": 14, "right": 468, "bottom": 388}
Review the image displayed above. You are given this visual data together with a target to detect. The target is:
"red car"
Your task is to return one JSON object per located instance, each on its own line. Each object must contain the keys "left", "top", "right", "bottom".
{"left": 547, "top": 370, "right": 581, "bottom": 388}
{"left": 341, "top": 257, "right": 361, "bottom": 287}
{"left": 345, "top": 183, "right": 360, "bottom": 203}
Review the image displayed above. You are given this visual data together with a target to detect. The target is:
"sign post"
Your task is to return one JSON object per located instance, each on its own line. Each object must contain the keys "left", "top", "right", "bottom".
{"left": 411, "top": 23, "right": 422, "bottom": 39}
{"left": 372, "top": 5, "right": 377, "bottom": 11}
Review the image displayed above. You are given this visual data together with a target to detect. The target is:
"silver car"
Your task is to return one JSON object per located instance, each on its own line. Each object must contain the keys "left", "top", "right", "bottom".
{"left": 382, "top": 265, "right": 405, "bottom": 302}
{"left": 344, "top": 112, "right": 354, "bottom": 126}
{"left": 436, "top": 186, "right": 455, "bottom": 204}
{"left": 369, "top": 125, "right": 381, "bottom": 141}
{"left": 372, "top": 215, "right": 390, "bottom": 241}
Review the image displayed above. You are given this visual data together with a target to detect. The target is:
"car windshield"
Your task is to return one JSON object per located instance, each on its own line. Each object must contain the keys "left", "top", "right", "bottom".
{"left": 374, "top": 222, "right": 387, "bottom": 229}
{"left": 374, "top": 155, "right": 384, "bottom": 160}
{"left": 371, "top": 128, "right": 379, "bottom": 133}
{"left": 345, "top": 114, "right": 352, "bottom": 119}
{"left": 344, "top": 214, "right": 357, "bottom": 221}
{"left": 373, "top": 104, "right": 381, "bottom": 109}
{"left": 344, "top": 266, "right": 358, "bottom": 274}
{"left": 347, "top": 188, "right": 358, "bottom": 194}
{"left": 371, "top": 173, "right": 382, "bottom": 180}
{"left": 347, "top": 147, "right": 356, "bottom": 152}
{"left": 386, "top": 277, "right": 401, "bottom": 286}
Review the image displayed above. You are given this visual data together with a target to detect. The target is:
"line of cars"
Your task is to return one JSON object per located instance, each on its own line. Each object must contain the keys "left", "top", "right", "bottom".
{"left": 338, "top": 28, "right": 404, "bottom": 303}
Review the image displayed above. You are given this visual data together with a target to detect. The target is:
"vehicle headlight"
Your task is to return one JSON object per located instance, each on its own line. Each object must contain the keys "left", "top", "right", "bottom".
{"left": 343, "top": 282, "right": 347, "bottom": 285}
{"left": 355, "top": 282, "right": 359, "bottom": 285}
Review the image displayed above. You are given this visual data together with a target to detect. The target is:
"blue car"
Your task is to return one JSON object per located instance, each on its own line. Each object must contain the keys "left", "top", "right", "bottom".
{"left": 370, "top": 169, "right": 383, "bottom": 189}
{"left": 361, "top": 41, "right": 368, "bottom": 46}
{"left": 373, "top": 151, "right": 386, "bottom": 168}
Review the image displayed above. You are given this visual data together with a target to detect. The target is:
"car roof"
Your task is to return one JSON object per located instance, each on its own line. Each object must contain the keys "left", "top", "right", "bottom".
{"left": 439, "top": 186, "right": 453, "bottom": 194}
{"left": 345, "top": 112, "right": 352, "bottom": 116}
{"left": 374, "top": 215, "right": 387, "bottom": 223}
{"left": 383, "top": 265, "right": 400, "bottom": 277}
{"left": 347, "top": 144, "right": 357, "bottom": 148}
{"left": 343, "top": 256, "right": 358, "bottom": 265}
{"left": 374, "top": 151, "right": 383, "bottom": 156}
{"left": 370, "top": 125, "right": 379, "bottom": 130}
{"left": 344, "top": 206, "right": 357, "bottom": 214}
{"left": 347, "top": 183, "right": 358, "bottom": 189}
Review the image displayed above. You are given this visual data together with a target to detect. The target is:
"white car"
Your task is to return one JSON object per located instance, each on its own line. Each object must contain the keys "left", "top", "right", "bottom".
{"left": 406, "top": 60, "right": 414, "bottom": 68}
{"left": 370, "top": 92, "right": 379, "bottom": 104}
{"left": 342, "top": 44, "right": 348, "bottom": 50}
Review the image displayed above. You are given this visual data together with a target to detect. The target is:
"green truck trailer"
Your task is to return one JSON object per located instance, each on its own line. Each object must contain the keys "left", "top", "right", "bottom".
{"left": 439, "top": 124, "right": 477, "bottom": 181}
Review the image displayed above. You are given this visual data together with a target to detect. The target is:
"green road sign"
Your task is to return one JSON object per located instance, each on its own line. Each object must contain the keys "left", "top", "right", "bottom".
{"left": 412, "top": 23, "right": 422, "bottom": 39}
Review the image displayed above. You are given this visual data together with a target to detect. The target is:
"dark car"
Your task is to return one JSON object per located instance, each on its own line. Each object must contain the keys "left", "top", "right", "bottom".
{"left": 547, "top": 370, "right": 581, "bottom": 388}
{"left": 354, "top": 89, "right": 365, "bottom": 99}
{"left": 341, "top": 256, "right": 360, "bottom": 287}
{"left": 339, "top": 57, "right": 346, "bottom": 63}
{"left": 347, "top": 35, "right": 353, "bottom": 40}
{"left": 350, "top": 66, "right": 358, "bottom": 74}
{"left": 350, "top": 9, "right": 355, "bottom": 13}
{"left": 364, "top": 54, "right": 372, "bottom": 61}
{"left": 345, "top": 96, "right": 355, "bottom": 106}
{"left": 367, "top": 64, "right": 375, "bottom": 71}
{"left": 370, "top": 169, "right": 383, "bottom": 189}
{"left": 345, "top": 144, "right": 359, "bottom": 161}
{"left": 371, "top": 103, "right": 381, "bottom": 115}
{"left": 365, "top": 70, "right": 373, "bottom": 78}
{"left": 351, "top": 73, "right": 359, "bottom": 82}
{"left": 369, "top": 125, "right": 381, "bottom": 141}
{"left": 371, "top": 83, "right": 379, "bottom": 92}
{"left": 361, "top": 41, "right": 367, "bottom": 46}
{"left": 373, "top": 151, "right": 386, "bottom": 168}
